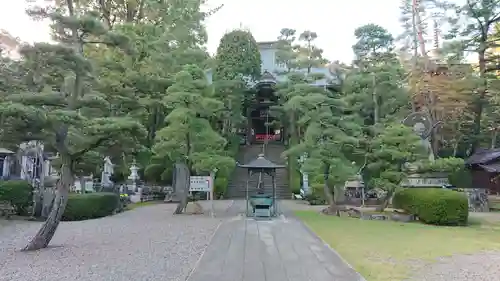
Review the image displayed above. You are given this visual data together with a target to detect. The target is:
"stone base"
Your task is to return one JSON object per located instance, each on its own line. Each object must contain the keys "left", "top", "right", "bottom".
{"left": 391, "top": 213, "right": 415, "bottom": 222}
{"left": 464, "top": 188, "right": 489, "bottom": 212}
{"left": 130, "top": 194, "right": 141, "bottom": 203}
{"left": 185, "top": 202, "right": 204, "bottom": 214}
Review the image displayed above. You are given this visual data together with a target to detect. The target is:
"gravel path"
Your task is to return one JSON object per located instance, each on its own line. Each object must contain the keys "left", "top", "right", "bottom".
{"left": 0, "top": 202, "right": 233, "bottom": 281}
{"left": 408, "top": 251, "right": 500, "bottom": 281}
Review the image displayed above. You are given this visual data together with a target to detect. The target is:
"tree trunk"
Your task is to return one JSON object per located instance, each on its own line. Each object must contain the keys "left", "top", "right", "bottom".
{"left": 492, "top": 130, "right": 498, "bottom": 149}
{"left": 40, "top": 188, "right": 55, "bottom": 219}
{"left": 413, "top": 0, "right": 428, "bottom": 64}
{"left": 79, "top": 176, "right": 86, "bottom": 194}
{"left": 322, "top": 163, "right": 339, "bottom": 216}
{"left": 453, "top": 141, "right": 459, "bottom": 157}
{"left": 22, "top": 156, "right": 73, "bottom": 251}
{"left": 32, "top": 188, "right": 43, "bottom": 217}
{"left": 372, "top": 73, "right": 379, "bottom": 124}
{"left": 472, "top": 47, "right": 487, "bottom": 150}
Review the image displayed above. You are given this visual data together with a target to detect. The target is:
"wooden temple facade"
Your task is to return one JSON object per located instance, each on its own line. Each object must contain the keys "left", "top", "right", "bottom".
{"left": 465, "top": 148, "right": 500, "bottom": 194}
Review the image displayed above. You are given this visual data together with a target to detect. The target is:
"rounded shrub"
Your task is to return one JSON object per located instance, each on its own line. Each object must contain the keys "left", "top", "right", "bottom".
{"left": 214, "top": 177, "right": 228, "bottom": 199}
{"left": 63, "top": 192, "right": 119, "bottom": 221}
{"left": 393, "top": 188, "right": 469, "bottom": 226}
{"left": 0, "top": 180, "right": 33, "bottom": 215}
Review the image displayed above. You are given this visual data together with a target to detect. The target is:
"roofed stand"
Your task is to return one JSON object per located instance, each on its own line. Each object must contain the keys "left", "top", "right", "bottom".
{"left": 238, "top": 153, "right": 285, "bottom": 217}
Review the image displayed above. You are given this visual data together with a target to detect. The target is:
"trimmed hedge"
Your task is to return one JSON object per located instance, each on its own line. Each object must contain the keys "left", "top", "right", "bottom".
{"left": 63, "top": 192, "right": 119, "bottom": 221}
{"left": 0, "top": 180, "right": 33, "bottom": 215}
{"left": 393, "top": 188, "right": 469, "bottom": 226}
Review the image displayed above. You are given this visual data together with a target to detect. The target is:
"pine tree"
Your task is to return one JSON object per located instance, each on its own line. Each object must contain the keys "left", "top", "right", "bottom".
{"left": 152, "top": 65, "right": 234, "bottom": 212}
{"left": 0, "top": 1, "right": 146, "bottom": 251}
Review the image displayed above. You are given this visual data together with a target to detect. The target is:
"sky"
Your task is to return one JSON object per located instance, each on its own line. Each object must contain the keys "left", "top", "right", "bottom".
{"left": 0, "top": 0, "right": 404, "bottom": 63}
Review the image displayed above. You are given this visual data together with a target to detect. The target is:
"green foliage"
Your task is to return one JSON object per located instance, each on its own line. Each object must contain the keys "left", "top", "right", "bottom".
{"left": 274, "top": 29, "right": 328, "bottom": 73}
{"left": 273, "top": 29, "right": 364, "bottom": 205}
{"left": 352, "top": 24, "right": 395, "bottom": 62}
{"left": 346, "top": 24, "right": 409, "bottom": 126}
{"left": 152, "top": 64, "right": 235, "bottom": 175}
{"left": 0, "top": 5, "right": 149, "bottom": 186}
{"left": 214, "top": 29, "right": 261, "bottom": 81}
{"left": 212, "top": 135, "right": 241, "bottom": 198}
{"left": 289, "top": 166, "right": 301, "bottom": 194}
{"left": 213, "top": 30, "right": 260, "bottom": 138}
{"left": 417, "top": 157, "right": 471, "bottom": 188}
{"left": 0, "top": 180, "right": 33, "bottom": 215}
{"left": 214, "top": 177, "right": 228, "bottom": 198}
{"left": 393, "top": 188, "right": 469, "bottom": 226}
{"left": 305, "top": 184, "right": 327, "bottom": 205}
{"left": 366, "top": 124, "right": 426, "bottom": 192}
{"left": 417, "top": 157, "right": 465, "bottom": 173}
{"left": 62, "top": 192, "right": 120, "bottom": 221}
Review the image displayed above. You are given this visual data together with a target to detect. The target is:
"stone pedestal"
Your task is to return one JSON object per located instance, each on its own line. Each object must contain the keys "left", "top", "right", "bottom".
{"left": 464, "top": 188, "right": 489, "bottom": 212}
{"left": 129, "top": 183, "right": 141, "bottom": 203}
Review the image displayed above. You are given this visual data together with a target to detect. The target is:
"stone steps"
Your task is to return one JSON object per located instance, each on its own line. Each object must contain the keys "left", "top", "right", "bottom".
{"left": 227, "top": 144, "right": 290, "bottom": 199}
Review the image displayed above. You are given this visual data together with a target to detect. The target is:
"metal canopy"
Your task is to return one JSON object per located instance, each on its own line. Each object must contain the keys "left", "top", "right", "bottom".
{"left": 0, "top": 148, "right": 14, "bottom": 155}
{"left": 252, "top": 71, "right": 277, "bottom": 89}
{"left": 239, "top": 154, "right": 284, "bottom": 218}
{"left": 238, "top": 154, "right": 285, "bottom": 174}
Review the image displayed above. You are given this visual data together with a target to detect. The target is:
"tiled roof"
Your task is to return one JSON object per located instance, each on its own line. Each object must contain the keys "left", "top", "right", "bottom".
{"left": 465, "top": 148, "right": 500, "bottom": 165}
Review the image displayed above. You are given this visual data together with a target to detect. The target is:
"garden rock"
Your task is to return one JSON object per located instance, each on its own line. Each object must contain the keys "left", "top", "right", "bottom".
{"left": 391, "top": 213, "right": 415, "bottom": 222}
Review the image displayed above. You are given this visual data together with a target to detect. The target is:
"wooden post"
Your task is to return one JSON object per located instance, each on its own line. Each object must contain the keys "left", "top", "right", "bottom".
{"left": 246, "top": 106, "right": 252, "bottom": 145}
{"left": 210, "top": 170, "right": 215, "bottom": 218}
{"left": 245, "top": 170, "right": 250, "bottom": 217}
{"left": 272, "top": 170, "right": 277, "bottom": 216}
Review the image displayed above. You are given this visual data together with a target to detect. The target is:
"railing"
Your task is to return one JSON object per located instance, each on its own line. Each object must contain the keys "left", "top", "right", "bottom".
{"left": 255, "top": 134, "right": 281, "bottom": 141}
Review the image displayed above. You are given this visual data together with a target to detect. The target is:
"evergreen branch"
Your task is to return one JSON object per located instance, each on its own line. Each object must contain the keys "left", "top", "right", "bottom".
{"left": 71, "top": 137, "right": 108, "bottom": 160}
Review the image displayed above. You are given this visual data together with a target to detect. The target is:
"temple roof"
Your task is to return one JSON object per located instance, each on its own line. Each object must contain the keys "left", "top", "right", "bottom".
{"left": 0, "top": 148, "right": 14, "bottom": 155}
{"left": 238, "top": 154, "right": 285, "bottom": 170}
{"left": 478, "top": 163, "right": 500, "bottom": 173}
{"left": 260, "top": 71, "right": 276, "bottom": 81}
{"left": 465, "top": 148, "right": 500, "bottom": 165}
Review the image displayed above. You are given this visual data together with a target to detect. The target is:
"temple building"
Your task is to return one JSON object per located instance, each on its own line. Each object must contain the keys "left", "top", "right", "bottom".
{"left": 206, "top": 41, "right": 340, "bottom": 145}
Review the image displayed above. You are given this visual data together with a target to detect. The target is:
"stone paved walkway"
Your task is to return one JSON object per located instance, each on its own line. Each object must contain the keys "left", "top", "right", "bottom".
{"left": 187, "top": 201, "right": 364, "bottom": 281}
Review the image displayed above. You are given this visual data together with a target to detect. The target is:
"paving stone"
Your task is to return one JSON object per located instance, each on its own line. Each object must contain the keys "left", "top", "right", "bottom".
{"left": 188, "top": 202, "right": 364, "bottom": 281}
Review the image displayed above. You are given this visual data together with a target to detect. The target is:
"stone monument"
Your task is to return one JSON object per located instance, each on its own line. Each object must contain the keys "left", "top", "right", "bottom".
{"left": 298, "top": 153, "right": 310, "bottom": 197}
{"left": 101, "top": 156, "right": 114, "bottom": 190}
{"left": 403, "top": 112, "right": 436, "bottom": 162}
{"left": 402, "top": 112, "right": 449, "bottom": 187}
{"left": 128, "top": 161, "right": 141, "bottom": 203}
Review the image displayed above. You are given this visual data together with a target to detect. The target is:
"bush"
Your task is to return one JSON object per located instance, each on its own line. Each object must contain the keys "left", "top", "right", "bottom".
{"left": 393, "top": 188, "right": 469, "bottom": 226}
{"left": 290, "top": 169, "right": 301, "bottom": 194}
{"left": 305, "top": 184, "right": 327, "bottom": 205}
{"left": 63, "top": 192, "right": 119, "bottom": 221}
{"left": 214, "top": 177, "right": 228, "bottom": 198}
{"left": 0, "top": 180, "right": 33, "bottom": 215}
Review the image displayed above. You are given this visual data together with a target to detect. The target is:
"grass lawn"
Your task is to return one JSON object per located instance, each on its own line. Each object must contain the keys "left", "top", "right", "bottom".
{"left": 125, "top": 201, "right": 162, "bottom": 210}
{"left": 296, "top": 211, "right": 500, "bottom": 281}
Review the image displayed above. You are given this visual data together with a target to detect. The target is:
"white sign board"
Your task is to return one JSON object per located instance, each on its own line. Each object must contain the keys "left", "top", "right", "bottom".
{"left": 189, "top": 176, "right": 211, "bottom": 192}
{"left": 402, "top": 177, "right": 449, "bottom": 187}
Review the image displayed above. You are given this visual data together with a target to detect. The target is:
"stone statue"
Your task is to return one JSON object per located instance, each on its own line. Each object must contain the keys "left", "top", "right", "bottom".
{"left": 403, "top": 112, "right": 436, "bottom": 162}
{"left": 101, "top": 157, "right": 114, "bottom": 187}
{"left": 412, "top": 122, "right": 435, "bottom": 162}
